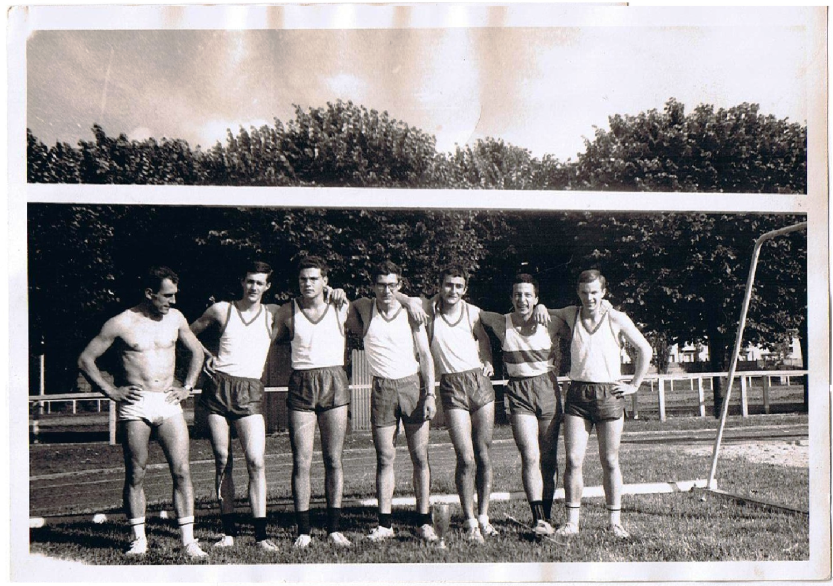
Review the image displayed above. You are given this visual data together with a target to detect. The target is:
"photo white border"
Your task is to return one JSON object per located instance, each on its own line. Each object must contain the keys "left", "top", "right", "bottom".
{"left": 7, "top": 4, "right": 830, "bottom": 584}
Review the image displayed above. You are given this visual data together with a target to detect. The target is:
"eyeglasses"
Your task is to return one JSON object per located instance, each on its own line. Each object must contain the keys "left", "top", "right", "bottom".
{"left": 375, "top": 282, "right": 399, "bottom": 290}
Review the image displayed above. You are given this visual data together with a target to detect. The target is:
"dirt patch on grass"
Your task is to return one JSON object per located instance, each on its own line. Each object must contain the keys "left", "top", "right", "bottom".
{"left": 684, "top": 440, "right": 809, "bottom": 468}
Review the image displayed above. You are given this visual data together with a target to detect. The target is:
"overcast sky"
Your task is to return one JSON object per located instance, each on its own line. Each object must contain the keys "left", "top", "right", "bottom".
{"left": 27, "top": 23, "right": 808, "bottom": 161}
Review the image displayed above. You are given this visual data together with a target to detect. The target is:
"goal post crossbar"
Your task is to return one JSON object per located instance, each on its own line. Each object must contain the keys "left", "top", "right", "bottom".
{"left": 706, "top": 221, "right": 808, "bottom": 490}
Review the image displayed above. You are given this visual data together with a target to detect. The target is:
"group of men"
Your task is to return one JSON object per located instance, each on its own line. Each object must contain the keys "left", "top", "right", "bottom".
{"left": 78, "top": 257, "right": 652, "bottom": 558}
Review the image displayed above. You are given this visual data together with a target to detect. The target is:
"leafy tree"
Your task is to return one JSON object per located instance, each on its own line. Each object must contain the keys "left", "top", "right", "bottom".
{"left": 572, "top": 99, "right": 807, "bottom": 193}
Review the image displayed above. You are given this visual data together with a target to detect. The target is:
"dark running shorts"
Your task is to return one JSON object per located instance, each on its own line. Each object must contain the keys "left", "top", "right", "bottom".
{"left": 200, "top": 370, "right": 265, "bottom": 419}
{"left": 506, "top": 371, "right": 561, "bottom": 421}
{"left": 439, "top": 369, "right": 494, "bottom": 413}
{"left": 371, "top": 373, "right": 428, "bottom": 428}
{"left": 564, "top": 381, "right": 624, "bottom": 423}
{"left": 287, "top": 366, "right": 351, "bottom": 413}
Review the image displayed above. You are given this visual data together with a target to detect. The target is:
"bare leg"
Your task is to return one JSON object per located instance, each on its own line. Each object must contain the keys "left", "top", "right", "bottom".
{"left": 156, "top": 413, "right": 195, "bottom": 521}
{"left": 233, "top": 414, "right": 268, "bottom": 518}
{"left": 471, "top": 402, "right": 495, "bottom": 519}
{"left": 404, "top": 420, "right": 432, "bottom": 515}
{"left": 372, "top": 425, "right": 398, "bottom": 514}
{"left": 596, "top": 417, "right": 625, "bottom": 511}
{"left": 445, "top": 408, "right": 476, "bottom": 521}
{"left": 318, "top": 405, "right": 349, "bottom": 509}
{"left": 560, "top": 414, "right": 593, "bottom": 532}
{"left": 288, "top": 409, "right": 317, "bottom": 513}
{"left": 207, "top": 414, "right": 235, "bottom": 515}
{"left": 121, "top": 420, "right": 152, "bottom": 522}
{"left": 538, "top": 412, "right": 560, "bottom": 514}
{"left": 510, "top": 413, "right": 543, "bottom": 503}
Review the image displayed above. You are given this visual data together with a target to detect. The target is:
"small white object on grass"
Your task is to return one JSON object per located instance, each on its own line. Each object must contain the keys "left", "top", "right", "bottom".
{"left": 92, "top": 513, "right": 107, "bottom": 524}
{"left": 159, "top": 510, "right": 169, "bottom": 519}
{"left": 29, "top": 517, "right": 46, "bottom": 529}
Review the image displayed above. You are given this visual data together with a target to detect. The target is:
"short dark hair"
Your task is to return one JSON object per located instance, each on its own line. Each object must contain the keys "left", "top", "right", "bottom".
{"left": 371, "top": 260, "right": 402, "bottom": 282}
{"left": 577, "top": 269, "right": 607, "bottom": 290}
{"left": 513, "top": 273, "right": 539, "bottom": 296}
{"left": 244, "top": 260, "right": 273, "bottom": 282}
{"left": 298, "top": 256, "right": 329, "bottom": 278}
{"left": 142, "top": 266, "right": 179, "bottom": 293}
{"left": 439, "top": 265, "right": 469, "bottom": 286}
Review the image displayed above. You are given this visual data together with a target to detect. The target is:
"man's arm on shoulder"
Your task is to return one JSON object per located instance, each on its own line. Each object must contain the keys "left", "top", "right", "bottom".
{"left": 344, "top": 297, "right": 371, "bottom": 336}
{"left": 393, "top": 290, "right": 430, "bottom": 325}
{"left": 478, "top": 310, "right": 506, "bottom": 342}
{"left": 271, "top": 302, "right": 293, "bottom": 342}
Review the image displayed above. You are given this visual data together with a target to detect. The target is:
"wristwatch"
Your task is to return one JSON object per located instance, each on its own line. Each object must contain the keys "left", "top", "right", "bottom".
{"left": 183, "top": 384, "right": 194, "bottom": 394}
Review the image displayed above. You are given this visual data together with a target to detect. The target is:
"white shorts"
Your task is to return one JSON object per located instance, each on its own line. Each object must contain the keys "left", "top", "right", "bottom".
{"left": 117, "top": 391, "right": 183, "bottom": 427}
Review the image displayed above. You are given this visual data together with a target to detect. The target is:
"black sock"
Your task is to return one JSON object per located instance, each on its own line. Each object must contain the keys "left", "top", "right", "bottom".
{"left": 543, "top": 498, "right": 554, "bottom": 521}
{"left": 295, "top": 510, "right": 311, "bottom": 536}
{"left": 221, "top": 513, "right": 237, "bottom": 537}
{"left": 253, "top": 516, "right": 268, "bottom": 542}
{"left": 530, "top": 501, "right": 545, "bottom": 523}
{"left": 378, "top": 512, "right": 393, "bottom": 529}
{"left": 327, "top": 508, "right": 341, "bottom": 534}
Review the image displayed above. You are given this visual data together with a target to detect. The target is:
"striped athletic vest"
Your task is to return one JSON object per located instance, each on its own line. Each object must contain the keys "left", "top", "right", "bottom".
{"left": 501, "top": 313, "right": 552, "bottom": 378}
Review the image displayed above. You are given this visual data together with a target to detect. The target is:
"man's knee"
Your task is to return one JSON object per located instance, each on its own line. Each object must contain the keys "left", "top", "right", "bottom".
{"left": 322, "top": 450, "right": 343, "bottom": 473}
{"left": 600, "top": 452, "right": 620, "bottom": 474}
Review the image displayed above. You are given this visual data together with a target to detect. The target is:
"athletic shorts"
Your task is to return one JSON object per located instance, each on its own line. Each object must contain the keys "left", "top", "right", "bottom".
{"left": 371, "top": 373, "right": 427, "bottom": 428}
{"left": 439, "top": 369, "right": 494, "bottom": 413}
{"left": 287, "top": 366, "right": 351, "bottom": 413}
{"left": 564, "top": 381, "right": 624, "bottom": 423}
{"left": 199, "top": 370, "right": 265, "bottom": 419}
{"left": 118, "top": 390, "right": 184, "bottom": 427}
{"left": 506, "top": 371, "right": 561, "bottom": 421}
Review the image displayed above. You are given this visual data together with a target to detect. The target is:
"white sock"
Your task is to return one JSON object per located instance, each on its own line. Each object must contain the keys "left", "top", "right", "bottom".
{"left": 178, "top": 515, "right": 195, "bottom": 545}
{"left": 477, "top": 514, "right": 490, "bottom": 526}
{"left": 128, "top": 517, "right": 146, "bottom": 541}
{"left": 566, "top": 504, "right": 581, "bottom": 527}
{"left": 607, "top": 506, "right": 621, "bottom": 526}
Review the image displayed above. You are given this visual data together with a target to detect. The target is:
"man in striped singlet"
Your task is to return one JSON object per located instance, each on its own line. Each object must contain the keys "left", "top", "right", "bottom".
{"left": 480, "top": 273, "right": 562, "bottom": 537}
{"left": 190, "top": 261, "right": 279, "bottom": 551}
{"left": 344, "top": 260, "right": 438, "bottom": 543}
{"left": 79, "top": 266, "right": 207, "bottom": 559}
{"left": 272, "top": 256, "right": 352, "bottom": 549}
{"left": 544, "top": 270, "right": 652, "bottom": 539}
{"left": 394, "top": 266, "right": 499, "bottom": 542}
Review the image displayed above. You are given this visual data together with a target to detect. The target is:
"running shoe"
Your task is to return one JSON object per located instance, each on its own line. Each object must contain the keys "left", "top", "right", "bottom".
{"left": 419, "top": 524, "right": 439, "bottom": 542}
{"left": 554, "top": 522, "right": 580, "bottom": 537}
{"left": 213, "top": 535, "right": 234, "bottom": 548}
{"left": 293, "top": 534, "right": 313, "bottom": 549}
{"left": 125, "top": 537, "right": 148, "bottom": 556}
{"left": 183, "top": 541, "right": 208, "bottom": 559}
{"left": 367, "top": 525, "right": 395, "bottom": 542}
{"left": 609, "top": 523, "right": 630, "bottom": 539}
{"left": 464, "top": 526, "right": 485, "bottom": 544}
{"left": 327, "top": 531, "right": 352, "bottom": 547}
{"left": 532, "top": 520, "right": 555, "bottom": 537}
{"left": 257, "top": 538, "right": 279, "bottom": 551}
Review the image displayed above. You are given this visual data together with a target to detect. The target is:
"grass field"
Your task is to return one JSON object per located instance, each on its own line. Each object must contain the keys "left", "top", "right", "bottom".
{"left": 28, "top": 414, "right": 810, "bottom": 565}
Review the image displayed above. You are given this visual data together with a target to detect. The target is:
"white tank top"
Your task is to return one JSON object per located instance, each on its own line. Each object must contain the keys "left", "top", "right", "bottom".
{"left": 569, "top": 307, "right": 622, "bottom": 383}
{"left": 430, "top": 300, "right": 482, "bottom": 375}
{"left": 501, "top": 314, "right": 552, "bottom": 378}
{"left": 214, "top": 302, "right": 274, "bottom": 379}
{"left": 364, "top": 302, "right": 419, "bottom": 379}
{"left": 290, "top": 299, "right": 347, "bottom": 370}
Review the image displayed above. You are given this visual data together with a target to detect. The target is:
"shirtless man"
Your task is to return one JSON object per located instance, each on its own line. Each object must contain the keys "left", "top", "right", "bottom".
{"left": 544, "top": 270, "right": 652, "bottom": 539}
{"left": 189, "top": 261, "right": 278, "bottom": 550}
{"left": 344, "top": 261, "right": 438, "bottom": 542}
{"left": 394, "top": 266, "right": 498, "bottom": 542}
{"left": 78, "top": 266, "right": 207, "bottom": 559}
{"left": 272, "top": 256, "right": 352, "bottom": 549}
{"left": 479, "top": 273, "right": 561, "bottom": 537}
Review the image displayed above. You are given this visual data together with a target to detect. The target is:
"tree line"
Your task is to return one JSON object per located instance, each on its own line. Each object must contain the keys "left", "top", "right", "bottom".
{"left": 28, "top": 98, "right": 806, "bottom": 193}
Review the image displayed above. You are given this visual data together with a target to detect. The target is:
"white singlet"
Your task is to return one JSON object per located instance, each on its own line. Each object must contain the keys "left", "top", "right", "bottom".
{"left": 569, "top": 306, "right": 622, "bottom": 383}
{"left": 363, "top": 302, "right": 419, "bottom": 380}
{"left": 290, "top": 299, "right": 347, "bottom": 370}
{"left": 430, "top": 300, "right": 482, "bottom": 375}
{"left": 501, "top": 314, "right": 552, "bottom": 378}
{"left": 213, "top": 301, "right": 274, "bottom": 379}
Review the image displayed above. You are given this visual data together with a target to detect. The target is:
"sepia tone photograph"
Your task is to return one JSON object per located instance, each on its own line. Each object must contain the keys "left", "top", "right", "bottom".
{"left": 8, "top": 3, "right": 830, "bottom": 583}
